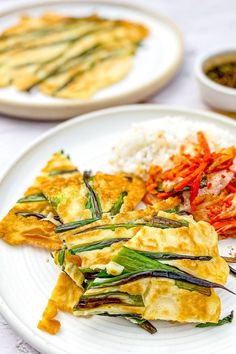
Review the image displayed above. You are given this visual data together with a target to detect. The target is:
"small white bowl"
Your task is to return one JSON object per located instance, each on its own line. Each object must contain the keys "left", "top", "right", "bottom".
{"left": 195, "top": 49, "right": 236, "bottom": 112}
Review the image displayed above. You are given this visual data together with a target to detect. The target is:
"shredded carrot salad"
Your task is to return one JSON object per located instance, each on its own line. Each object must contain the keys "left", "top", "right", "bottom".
{"left": 144, "top": 131, "right": 236, "bottom": 238}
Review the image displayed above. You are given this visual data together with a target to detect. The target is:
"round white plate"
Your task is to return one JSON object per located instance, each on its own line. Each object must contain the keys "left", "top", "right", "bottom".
{"left": 0, "top": 0, "right": 183, "bottom": 120}
{"left": 1, "top": 105, "right": 236, "bottom": 354}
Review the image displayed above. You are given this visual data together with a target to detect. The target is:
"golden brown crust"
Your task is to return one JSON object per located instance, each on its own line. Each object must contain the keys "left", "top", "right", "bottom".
{"left": 78, "top": 241, "right": 126, "bottom": 269}
{"left": 45, "top": 56, "right": 133, "bottom": 99}
{"left": 113, "top": 197, "right": 180, "bottom": 223}
{"left": 41, "top": 171, "right": 145, "bottom": 224}
{"left": 167, "top": 256, "right": 229, "bottom": 285}
{"left": 77, "top": 213, "right": 228, "bottom": 323}
{"left": 79, "top": 277, "right": 221, "bottom": 323}
{"left": 50, "top": 272, "right": 83, "bottom": 312}
{"left": 38, "top": 272, "right": 83, "bottom": 334}
{"left": 0, "top": 13, "right": 149, "bottom": 98}
{"left": 41, "top": 173, "right": 90, "bottom": 223}
{"left": 0, "top": 206, "right": 62, "bottom": 250}
{"left": 37, "top": 299, "right": 61, "bottom": 335}
{"left": 143, "top": 279, "right": 221, "bottom": 323}
{"left": 125, "top": 211, "right": 229, "bottom": 284}
{"left": 126, "top": 213, "right": 220, "bottom": 258}
{"left": 0, "top": 152, "right": 75, "bottom": 250}
{"left": 90, "top": 172, "right": 145, "bottom": 213}
{"left": 61, "top": 202, "right": 167, "bottom": 249}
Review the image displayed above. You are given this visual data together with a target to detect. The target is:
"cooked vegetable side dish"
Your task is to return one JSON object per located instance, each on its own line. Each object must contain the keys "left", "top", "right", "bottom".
{"left": 1, "top": 118, "right": 236, "bottom": 336}
{"left": 144, "top": 131, "right": 236, "bottom": 239}
{"left": 111, "top": 118, "right": 236, "bottom": 239}
{"left": 0, "top": 13, "right": 149, "bottom": 99}
{"left": 206, "top": 61, "right": 236, "bottom": 89}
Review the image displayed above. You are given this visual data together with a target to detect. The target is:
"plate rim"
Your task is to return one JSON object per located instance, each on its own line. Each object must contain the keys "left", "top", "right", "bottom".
{"left": 0, "top": 0, "right": 184, "bottom": 109}
{"left": 1, "top": 104, "right": 236, "bottom": 354}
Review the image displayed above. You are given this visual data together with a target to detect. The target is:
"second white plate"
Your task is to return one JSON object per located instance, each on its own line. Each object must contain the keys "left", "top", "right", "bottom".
{"left": 0, "top": 0, "right": 183, "bottom": 120}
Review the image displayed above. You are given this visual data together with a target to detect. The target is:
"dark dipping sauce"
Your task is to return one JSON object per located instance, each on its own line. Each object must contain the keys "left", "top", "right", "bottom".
{"left": 206, "top": 62, "right": 236, "bottom": 89}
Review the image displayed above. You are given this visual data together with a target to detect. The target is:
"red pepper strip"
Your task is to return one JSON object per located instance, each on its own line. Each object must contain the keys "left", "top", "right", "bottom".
{"left": 161, "top": 162, "right": 188, "bottom": 180}
{"left": 208, "top": 147, "right": 235, "bottom": 173}
{"left": 224, "top": 193, "right": 235, "bottom": 206}
{"left": 211, "top": 160, "right": 234, "bottom": 173}
{"left": 148, "top": 165, "right": 162, "bottom": 176}
{"left": 197, "top": 131, "right": 211, "bottom": 159}
{"left": 146, "top": 183, "right": 158, "bottom": 193}
{"left": 227, "top": 184, "right": 236, "bottom": 193}
{"left": 174, "top": 162, "right": 208, "bottom": 192}
{"left": 213, "top": 220, "right": 236, "bottom": 234}
{"left": 143, "top": 193, "right": 158, "bottom": 205}
{"left": 211, "top": 213, "right": 236, "bottom": 222}
{"left": 178, "top": 164, "right": 198, "bottom": 178}
{"left": 146, "top": 165, "right": 162, "bottom": 194}
{"left": 156, "top": 192, "right": 173, "bottom": 199}
{"left": 190, "top": 173, "right": 202, "bottom": 208}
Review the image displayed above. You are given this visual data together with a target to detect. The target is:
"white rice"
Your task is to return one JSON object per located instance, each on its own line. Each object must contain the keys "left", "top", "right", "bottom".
{"left": 110, "top": 116, "right": 236, "bottom": 179}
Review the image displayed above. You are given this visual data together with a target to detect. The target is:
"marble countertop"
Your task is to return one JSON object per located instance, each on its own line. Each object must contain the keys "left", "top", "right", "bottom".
{"left": 1, "top": 0, "right": 236, "bottom": 353}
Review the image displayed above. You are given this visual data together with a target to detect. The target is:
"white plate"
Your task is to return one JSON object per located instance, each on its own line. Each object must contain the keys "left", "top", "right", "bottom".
{"left": 0, "top": 0, "right": 183, "bottom": 120}
{"left": 1, "top": 104, "right": 236, "bottom": 354}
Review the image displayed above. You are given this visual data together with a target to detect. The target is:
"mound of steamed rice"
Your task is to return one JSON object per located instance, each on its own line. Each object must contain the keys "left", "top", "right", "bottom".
{"left": 110, "top": 117, "right": 236, "bottom": 179}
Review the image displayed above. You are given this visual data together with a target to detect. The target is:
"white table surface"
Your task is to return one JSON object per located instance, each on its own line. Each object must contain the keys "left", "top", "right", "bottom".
{"left": 1, "top": 0, "right": 236, "bottom": 353}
